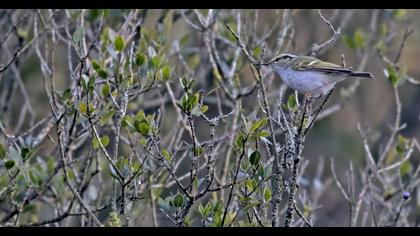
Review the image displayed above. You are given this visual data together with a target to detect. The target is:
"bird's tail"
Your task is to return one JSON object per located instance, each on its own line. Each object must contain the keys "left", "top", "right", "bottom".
{"left": 350, "top": 71, "right": 374, "bottom": 79}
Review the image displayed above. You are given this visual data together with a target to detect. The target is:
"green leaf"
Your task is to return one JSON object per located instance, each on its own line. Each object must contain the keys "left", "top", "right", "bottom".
{"left": 386, "top": 65, "right": 399, "bottom": 87}
{"left": 181, "top": 94, "right": 189, "bottom": 111}
{"left": 29, "top": 169, "right": 41, "bottom": 186}
{"left": 245, "top": 179, "right": 256, "bottom": 192}
{"left": 88, "top": 76, "right": 95, "bottom": 91}
{"left": 17, "top": 28, "right": 28, "bottom": 39}
{"left": 212, "top": 199, "right": 223, "bottom": 213}
{"left": 81, "top": 74, "right": 90, "bottom": 90}
{"left": 0, "top": 143, "right": 6, "bottom": 159}
{"left": 342, "top": 34, "right": 355, "bottom": 49}
{"left": 353, "top": 29, "right": 365, "bottom": 49}
{"left": 101, "top": 84, "right": 110, "bottom": 97}
{"left": 199, "top": 203, "right": 211, "bottom": 218}
{"left": 200, "top": 105, "right": 208, "bottom": 113}
{"left": 108, "top": 211, "right": 121, "bottom": 227}
{"left": 224, "top": 212, "right": 236, "bottom": 226}
{"left": 62, "top": 89, "right": 71, "bottom": 101}
{"left": 21, "top": 147, "right": 31, "bottom": 160}
{"left": 135, "top": 53, "right": 146, "bottom": 66}
{"left": 161, "top": 66, "right": 171, "bottom": 80}
{"left": 139, "top": 137, "right": 147, "bottom": 146}
{"left": 158, "top": 197, "right": 169, "bottom": 212}
{"left": 162, "top": 149, "right": 171, "bottom": 162}
{"left": 214, "top": 212, "right": 222, "bottom": 227}
{"left": 132, "top": 109, "right": 143, "bottom": 119}
{"left": 5, "top": 160, "right": 15, "bottom": 169}
{"left": 258, "top": 164, "right": 266, "bottom": 178}
{"left": 114, "top": 35, "right": 125, "bottom": 52}
{"left": 173, "top": 194, "right": 184, "bottom": 208}
{"left": 91, "top": 60, "right": 100, "bottom": 71}
{"left": 198, "top": 204, "right": 206, "bottom": 217}
{"left": 287, "top": 94, "right": 297, "bottom": 111}
{"left": 135, "top": 121, "right": 150, "bottom": 136}
{"left": 398, "top": 135, "right": 408, "bottom": 146}
{"left": 205, "top": 204, "right": 212, "bottom": 217}
{"left": 97, "top": 69, "right": 108, "bottom": 79}
{"left": 163, "top": 10, "right": 174, "bottom": 34}
{"left": 396, "top": 144, "right": 404, "bottom": 156}
{"left": 181, "top": 77, "right": 188, "bottom": 89}
{"left": 180, "top": 34, "right": 189, "bottom": 49}
{"left": 250, "top": 118, "right": 268, "bottom": 133}
{"left": 47, "top": 156, "right": 55, "bottom": 173}
{"left": 93, "top": 135, "right": 110, "bottom": 149}
{"left": 258, "top": 130, "right": 270, "bottom": 137}
{"left": 236, "top": 133, "right": 244, "bottom": 149}
{"left": 101, "top": 135, "right": 110, "bottom": 147}
{"left": 400, "top": 160, "right": 412, "bottom": 177}
{"left": 194, "top": 146, "right": 204, "bottom": 157}
{"left": 88, "top": 9, "right": 100, "bottom": 20}
{"left": 192, "top": 176, "right": 199, "bottom": 191}
{"left": 151, "top": 56, "right": 161, "bottom": 68}
{"left": 73, "top": 26, "right": 85, "bottom": 43}
{"left": 79, "top": 102, "right": 87, "bottom": 114}
{"left": 139, "top": 123, "right": 150, "bottom": 136}
{"left": 190, "top": 92, "right": 200, "bottom": 107}
{"left": 116, "top": 158, "right": 124, "bottom": 170}
{"left": 249, "top": 151, "right": 261, "bottom": 166}
{"left": 394, "top": 9, "right": 407, "bottom": 20}
{"left": 253, "top": 46, "right": 262, "bottom": 58}
{"left": 264, "top": 187, "right": 272, "bottom": 202}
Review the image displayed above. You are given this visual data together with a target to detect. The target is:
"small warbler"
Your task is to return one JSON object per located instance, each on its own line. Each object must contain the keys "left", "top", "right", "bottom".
{"left": 271, "top": 53, "right": 374, "bottom": 98}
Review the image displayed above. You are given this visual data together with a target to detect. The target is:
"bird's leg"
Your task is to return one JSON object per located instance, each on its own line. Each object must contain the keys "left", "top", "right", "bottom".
{"left": 305, "top": 94, "right": 315, "bottom": 118}
{"left": 298, "top": 94, "right": 309, "bottom": 134}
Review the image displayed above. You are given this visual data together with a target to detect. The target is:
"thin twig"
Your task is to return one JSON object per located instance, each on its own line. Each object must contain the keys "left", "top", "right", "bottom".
{"left": 311, "top": 9, "right": 341, "bottom": 57}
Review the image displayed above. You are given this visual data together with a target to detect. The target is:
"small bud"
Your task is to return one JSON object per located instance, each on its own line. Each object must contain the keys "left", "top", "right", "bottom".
{"left": 402, "top": 191, "right": 410, "bottom": 200}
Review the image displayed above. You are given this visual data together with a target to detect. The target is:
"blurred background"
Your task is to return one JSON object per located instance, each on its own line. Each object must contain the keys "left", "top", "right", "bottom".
{"left": 0, "top": 9, "right": 419, "bottom": 226}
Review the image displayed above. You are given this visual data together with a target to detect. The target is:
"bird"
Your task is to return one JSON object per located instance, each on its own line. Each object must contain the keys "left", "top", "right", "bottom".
{"left": 270, "top": 53, "right": 374, "bottom": 98}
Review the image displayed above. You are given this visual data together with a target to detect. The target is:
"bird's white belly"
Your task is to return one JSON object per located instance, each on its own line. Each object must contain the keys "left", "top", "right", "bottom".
{"left": 277, "top": 68, "right": 335, "bottom": 97}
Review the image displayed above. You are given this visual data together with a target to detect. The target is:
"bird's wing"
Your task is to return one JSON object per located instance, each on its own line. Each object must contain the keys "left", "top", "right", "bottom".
{"left": 292, "top": 57, "right": 352, "bottom": 74}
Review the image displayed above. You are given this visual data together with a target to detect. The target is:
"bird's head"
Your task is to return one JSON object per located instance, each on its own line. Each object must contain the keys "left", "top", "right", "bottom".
{"left": 271, "top": 53, "right": 297, "bottom": 69}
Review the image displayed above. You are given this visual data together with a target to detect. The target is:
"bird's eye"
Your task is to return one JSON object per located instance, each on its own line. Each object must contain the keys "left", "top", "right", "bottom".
{"left": 281, "top": 54, "right": 293, "bottom": 60}
{"left": 276, "top": 54, "right": 293, "bottom": 61}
